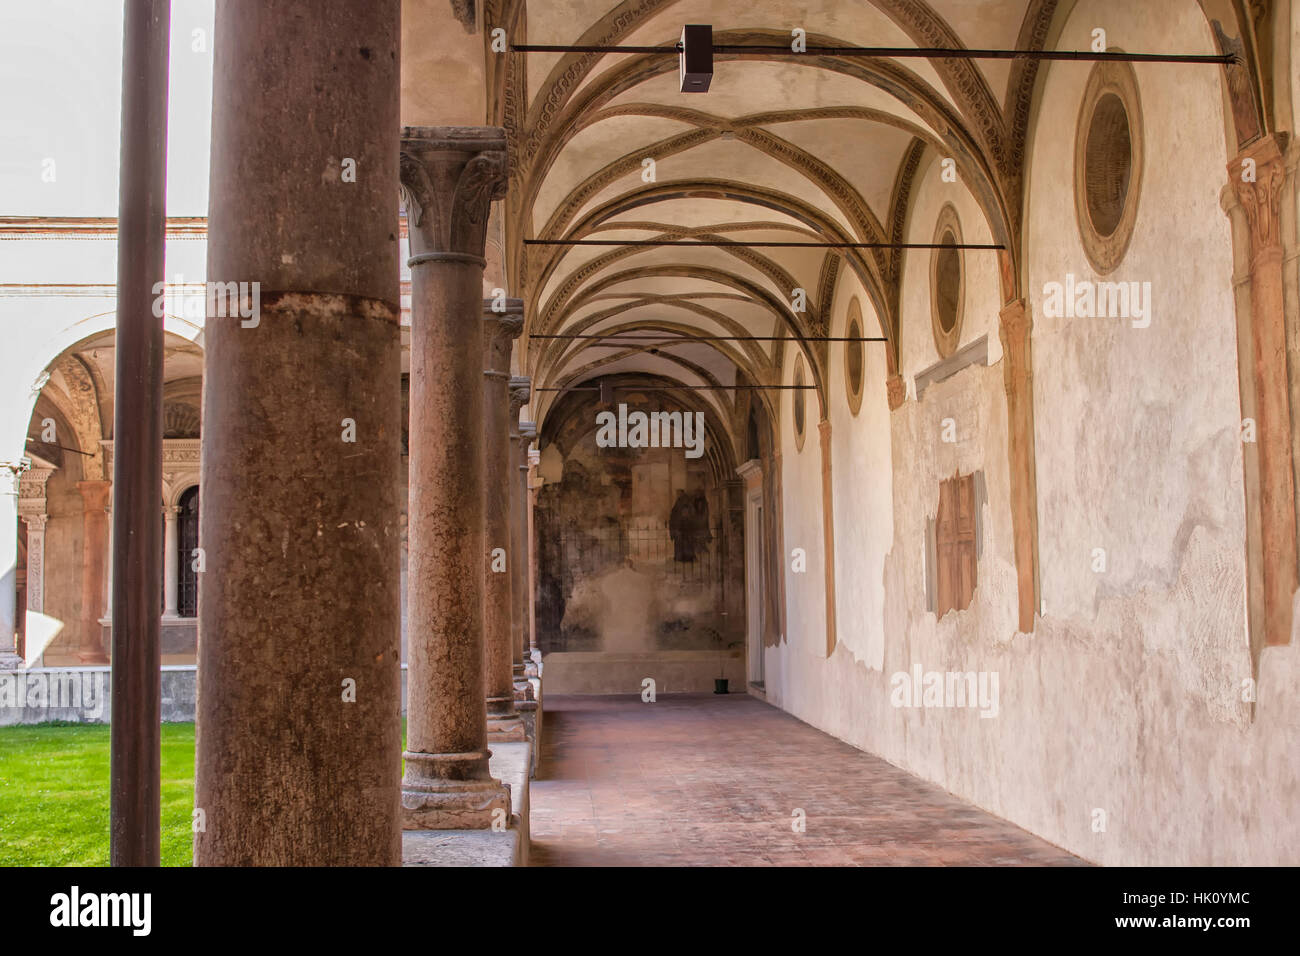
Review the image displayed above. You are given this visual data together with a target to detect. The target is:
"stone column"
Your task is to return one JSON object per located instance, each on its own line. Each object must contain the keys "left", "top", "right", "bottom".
{"left": 483, "top": 298, "right": 526, "bottom": 742}
{"left": 998, "top": 299, "right": 1040, "bottom": 634}
{"left": 103, "top": 505, "right": 112, "bottom": 623}
{"left": 517, "top": 420, "right": 537, "bottom": 685}
{"left": 399, "top": 126, "right": 511, "bottom": 829}
{"left": 194, "top": 0, "right": 404, "bottom": 865}
{"left": 0, "top": 472, "right": 18, "bottom": 661}
{"left": 76, "top": 480, "right": 111, "bottom": 664}
{"left": 19, "top": 514, "right": 46, "bottom": 664}
{"left": 527, "top": 447, "right": 542, "bottom": 666}
{"left": 1229, "top": 134, "right": 1298, "bottom": 647}
{"left": 507, "top": 378, "right": 532, "bottom": 698}
{"left": 162, "top": 505, "right": 179, "bottom": 616}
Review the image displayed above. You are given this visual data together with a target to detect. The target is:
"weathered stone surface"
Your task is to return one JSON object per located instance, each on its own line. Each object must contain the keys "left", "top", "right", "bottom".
{"left": 400, "top": 125, "right": 511, "bottom": 827}
{"left": 483, "top": 299, "right": 525, "bottom": 743}
{"left": 194, "top": 0, "right": 403, "bottom": 867}
{"left": 402, "top": 829, "right": 519, "bottom": 866}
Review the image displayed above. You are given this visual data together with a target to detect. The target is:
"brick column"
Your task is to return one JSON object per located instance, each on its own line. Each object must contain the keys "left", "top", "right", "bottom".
{"left": 399, "top": 126, "right": 511, "bottom": 828}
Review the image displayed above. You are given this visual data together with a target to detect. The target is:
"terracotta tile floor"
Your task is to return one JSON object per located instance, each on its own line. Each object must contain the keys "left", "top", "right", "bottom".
{"left": 528, "top": 693, "right": 1086, "bottom": 867}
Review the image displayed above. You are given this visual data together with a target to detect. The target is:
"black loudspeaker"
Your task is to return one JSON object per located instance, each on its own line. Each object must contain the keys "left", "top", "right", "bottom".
{"left": 679, "top": 24, "right": 712, "bottom": 93}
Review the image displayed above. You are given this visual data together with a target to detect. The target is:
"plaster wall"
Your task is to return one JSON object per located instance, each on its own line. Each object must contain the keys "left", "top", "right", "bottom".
{"left": 762, "top": 339, "right": 828, "bottom": 701}
{"left": 762, "top": 0, "right": 1299, "bottom": 865}
{"left": 897, "top": 148, "right": 1004, "bottom": 385}
{"left": 826, "top": 269, "right": 893, "bottom": 672}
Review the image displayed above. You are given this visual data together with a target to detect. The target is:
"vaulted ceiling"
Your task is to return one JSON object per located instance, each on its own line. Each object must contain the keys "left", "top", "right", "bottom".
{"left": 439, "top": 0, "right": 1261, "bottom": 447}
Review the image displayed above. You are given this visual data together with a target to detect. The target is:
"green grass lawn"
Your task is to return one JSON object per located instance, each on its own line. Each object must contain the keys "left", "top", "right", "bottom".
{"left": 0, "top": 720, "right": 408, "bottom": 866}
{"left": 0, "top": 722, "right": 196, "bottom": 866}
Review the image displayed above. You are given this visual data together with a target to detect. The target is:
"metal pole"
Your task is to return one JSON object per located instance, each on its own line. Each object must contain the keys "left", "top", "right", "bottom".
{"left": 110, "top": 0, "right": 170, "bottom": 868}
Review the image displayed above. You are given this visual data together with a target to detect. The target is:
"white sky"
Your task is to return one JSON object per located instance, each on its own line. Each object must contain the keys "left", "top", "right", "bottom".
{"left": 0, "top": 0, "right": 215, "bottom": 217}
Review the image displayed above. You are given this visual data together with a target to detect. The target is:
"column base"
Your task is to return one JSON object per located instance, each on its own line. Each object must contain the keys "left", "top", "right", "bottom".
{"left": 513, "top": 679, "right": 535, "bottom": 702}
{"left": 401, "top": 749, "right": 511, "bottom": 830}
{"left": 0, "top": 651, "right": 22, "bottom": 670}
{"left": 486, "top": 713, "right": 527, "bottom": 743}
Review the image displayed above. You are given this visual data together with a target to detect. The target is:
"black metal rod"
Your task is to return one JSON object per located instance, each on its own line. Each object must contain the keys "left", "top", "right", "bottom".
{"left": 533, "top": 334, "right": 888, "bottom": 342}
{"left": 511, "top": 43, "right": 1234, "bottom": 65}
{"left": 525, "top": 239, "right": 1004, "bottom": 250}
{"left": 24, "top": 437, "right": 95, "bottom": 457}
{"left": 539, "top": 384, "right": 817, "bottom": 391}
{"left": 110, "top": 0, "right": 169, "bottom": 869}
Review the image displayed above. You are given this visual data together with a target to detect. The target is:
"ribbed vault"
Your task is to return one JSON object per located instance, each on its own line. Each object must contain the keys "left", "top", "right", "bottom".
{"left": 474, "top": 0, "right": 1267, "bottom": 451}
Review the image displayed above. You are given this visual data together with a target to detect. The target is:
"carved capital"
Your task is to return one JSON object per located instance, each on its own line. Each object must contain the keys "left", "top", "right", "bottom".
{"left": 482, "top": 298, "right": 524, "bottom": 376}
{"left": 885, "top": 373, "right": 906, "bottom": 411}
{"left": 17, "top": 466, "right": 54, "bottom": 506}
{"left": 20, "top": 513, "right": 47, "bottom": 532}
{"left": 519, "top": 421, "right": 536, "bottom": 442}
{"left": 400, "top": 126, "right": 508, "bottom": 266}
{"left": 507, "top": 376, "right": 531, "bottom": 427}
{"left": 1229, "top": 133, "right": 1289, "bottom": 257}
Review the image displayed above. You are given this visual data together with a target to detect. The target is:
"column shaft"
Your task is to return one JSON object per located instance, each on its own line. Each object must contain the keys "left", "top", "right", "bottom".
{"left": 399, "top": 126, "right": 511, "bottom": 829}
{"left": 0, "top": 488, "right": 17, "bottom": 658}
{"left": 162, "top": 506, "right": 178, "bottom": 616}
{"left": 483, "top": 300, "right": 524, "bottom": 741}
{"left": 508, "top": 380, "right": 531, "bottom": 697}
{"left": 108, "top": 0, "right": 167, "bottom": 868}
{"left": 195, "top": 0, "right": 404, "bottom": 865}
{"left": 998, "top": 299, "right": 1040, "bottom": 634}
{"left": 77, "top": 481, "right": 111, "bottom": 664}
{"left": 1230, "top": 134, "right": 1298, "bottom": 647}
{"left": 20, "top": 515, "right": 46, "bottom": 665}
{"left": 526, "top": 448, "right": 541, "bottom": 665}
{"left": 518, "top": 423, "right": 536, "bottom": 670}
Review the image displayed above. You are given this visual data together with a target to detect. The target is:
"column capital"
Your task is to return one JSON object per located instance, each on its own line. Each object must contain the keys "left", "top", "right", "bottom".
{"left": 519, "top": 421, "right": 537, "bottom": 443}
{"left": 885, "top": 372, "right": 906, "bottom": 411}
{"left": 163, "top": 505, "right": 181, "bottom": 517}
{"left": 508, "top": 376, "right": 530, "bottom": 421}
{"left": 483, "top": 298, "right": 524, "bottom": 376}
{"left": 998, "top": 298, "right": 1034, "bottom": 399}
{"left": 399, "top": 126, "right": 508, "bottom": 267}
{"left": 1228, "top": 133, "right": 1289, "bottom": 257}
{"left": 20, "top": 513, "right": 47, "bottom": 532}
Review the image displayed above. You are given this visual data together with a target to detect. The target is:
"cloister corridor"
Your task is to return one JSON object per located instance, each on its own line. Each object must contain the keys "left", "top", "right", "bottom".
{"left": 528, "top": 695, "right": 1084, "bottom": 867}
